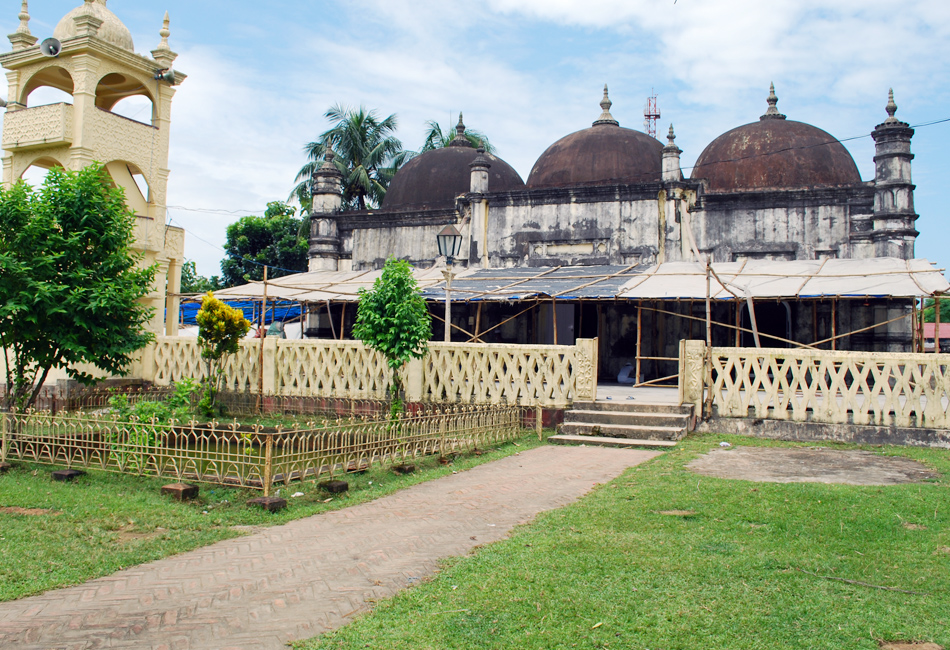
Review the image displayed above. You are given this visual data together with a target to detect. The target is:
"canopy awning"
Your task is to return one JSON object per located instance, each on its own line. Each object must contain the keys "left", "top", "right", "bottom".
{"left": 618, "top": 258, "right": 949, "bottom": 300}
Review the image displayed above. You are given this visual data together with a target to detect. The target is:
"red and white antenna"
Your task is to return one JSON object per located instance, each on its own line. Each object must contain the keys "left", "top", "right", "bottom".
{"left": 643, "top": 90, "right": 661, "bottom": 139}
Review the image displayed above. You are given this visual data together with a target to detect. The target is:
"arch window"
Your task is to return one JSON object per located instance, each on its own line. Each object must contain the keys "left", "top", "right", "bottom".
{"left": 96, "top": 73, "right": 156, "bottom": 125}
{"left": 104, "top": 161, "right": 151, "bottom": 216}
{"left": 21, "top": 66, "right": 74, "bottom": 107}
{"left": 20, "top": 157, "right": 65, "bottom": 187}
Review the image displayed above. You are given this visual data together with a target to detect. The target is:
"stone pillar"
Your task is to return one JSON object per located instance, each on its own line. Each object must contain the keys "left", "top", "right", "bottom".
{"left": 678, "top": 339, "right": 706, "bottom": 414}
{"left": 468, "top": 148, "right": 491, "bottom": 267}
{"left": 574, "top": 338, "right": 599, "bottom": 402}
{"left": 309, "top": 150, "right": 343, "bottom": 271}
{"left": 871, "top": 90, "right": 917, "bottom": 260}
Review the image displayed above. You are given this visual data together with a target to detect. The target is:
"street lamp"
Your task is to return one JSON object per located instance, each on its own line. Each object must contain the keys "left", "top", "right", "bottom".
{"left": 437, "top": 225, "right": 463, "bottom": 342}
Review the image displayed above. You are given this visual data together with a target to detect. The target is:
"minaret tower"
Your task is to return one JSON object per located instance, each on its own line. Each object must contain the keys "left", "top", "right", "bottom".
{"left": 871, "top": 89, "right": 917, "bottom": 259}
{"left": 0, "top": 0, "right": 187, "bottom": 335}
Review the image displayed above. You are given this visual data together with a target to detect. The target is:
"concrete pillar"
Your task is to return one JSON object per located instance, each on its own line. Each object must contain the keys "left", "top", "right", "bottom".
{"left": 164, "top": 257, "right": 181, "bottom": 336}
{"left": 662, "top": 125, "right": 683, "bottom": 182}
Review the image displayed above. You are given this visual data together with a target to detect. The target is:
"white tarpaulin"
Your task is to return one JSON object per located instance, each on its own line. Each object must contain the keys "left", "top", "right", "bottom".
{"left": 618, "top": 258, "right": 949, "bottom": 300}
{"left": 208, "top": 267, "right": 465, "bottom": 302}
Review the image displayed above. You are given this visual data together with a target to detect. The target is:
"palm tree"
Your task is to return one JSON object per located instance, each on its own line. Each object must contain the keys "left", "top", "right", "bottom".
{"left": 291, "top": 105, "right": 412, "bottom": 212}
{"left": 420, "top": 113, "right": 496, "bottom": 153}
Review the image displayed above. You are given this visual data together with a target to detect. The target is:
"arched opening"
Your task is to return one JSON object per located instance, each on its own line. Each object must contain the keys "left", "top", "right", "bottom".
{"left": 20, "top": 157, "right": 65, "bottom": 188}
{"left": 22, "top": 66, "right": 74, "bottom": 107}
{"left": 96, "top": 73, "right": 155, "bottom": 124}
{"left": 103, "top": 161, "right": 150, "bottom": 216}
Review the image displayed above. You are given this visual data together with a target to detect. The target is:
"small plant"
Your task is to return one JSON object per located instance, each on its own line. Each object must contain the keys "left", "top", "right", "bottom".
{"left": 353, "top": 258, "right": 431, "bottom": 416}
{"left": 195, "top": 292, "right": 251, "bottom": 417}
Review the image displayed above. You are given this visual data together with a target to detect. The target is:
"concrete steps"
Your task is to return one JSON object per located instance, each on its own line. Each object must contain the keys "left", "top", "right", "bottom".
{"left": 550, "top": 400, "right": 693, "bottom": 448}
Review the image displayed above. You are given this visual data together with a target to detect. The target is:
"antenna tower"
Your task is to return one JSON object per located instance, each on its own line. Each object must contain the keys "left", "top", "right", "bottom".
{"left": 643, "top": 90, "right": 661, "bottom": 138}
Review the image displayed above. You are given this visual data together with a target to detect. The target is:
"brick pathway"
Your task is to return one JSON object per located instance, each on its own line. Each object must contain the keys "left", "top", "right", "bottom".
{"left": 0, "top": 445, "right": 662, "bottom": 650}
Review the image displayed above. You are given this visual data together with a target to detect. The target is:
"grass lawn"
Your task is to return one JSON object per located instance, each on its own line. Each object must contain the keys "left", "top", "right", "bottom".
{"left": 295, "top": 434, "right": 950, "bottom": 650}
{"left": 0, "top": 430, "right": 542, "bottom": 602}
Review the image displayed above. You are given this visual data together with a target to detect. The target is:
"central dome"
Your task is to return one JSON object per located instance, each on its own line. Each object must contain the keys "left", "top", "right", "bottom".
{"left": 691, "top": 85, "right": 862, "bottom": 193}
{"left": 382, "top": 117, "right": 525, "bottom": 211}
{"left": 527, "top": 86, "right": 662, "bottom": 188}
{"left": 55, "top": 0, "right": 134, "bottom": 52}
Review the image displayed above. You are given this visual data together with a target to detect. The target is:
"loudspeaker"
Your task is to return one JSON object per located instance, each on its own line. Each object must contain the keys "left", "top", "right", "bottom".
{"left": 0, "top": 98, "right": 7, "bottom": 109}
{"left": 40, "top": 37, "right": 62, "bottom": 58}
{"left": 153, "top": 69, "right": 176, "bottom": 84}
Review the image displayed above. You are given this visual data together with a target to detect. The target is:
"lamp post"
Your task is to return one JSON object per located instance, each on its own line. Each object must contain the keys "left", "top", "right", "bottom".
{"left": 437, "top": 225, "right": 464, "bottom": 342}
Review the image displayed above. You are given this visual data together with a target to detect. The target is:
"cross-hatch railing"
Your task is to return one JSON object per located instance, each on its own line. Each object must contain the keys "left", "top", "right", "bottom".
{"left": 1, "top": 405, "right": 524, "bottom": 496}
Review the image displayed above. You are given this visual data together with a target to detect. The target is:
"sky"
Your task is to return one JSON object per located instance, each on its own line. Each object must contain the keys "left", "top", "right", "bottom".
{"left": 3, "top": 0, "right": 950, "bottom": 279}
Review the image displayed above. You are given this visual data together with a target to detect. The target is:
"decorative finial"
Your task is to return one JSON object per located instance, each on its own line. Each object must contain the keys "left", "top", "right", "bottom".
{"left": 884, "top": 88, "right": 899, "bottom": 124}
{"left": 593, "top": 84, "right": 619, "bottom": 126}
{"left": 157, "top": 11, "right": 171, "bottom": 50}
{"left": 667, "top": 124, "right": 676, "bottom": 146}
{"left": 760, "top": 82, "right": 787, "bottom": 120}
{"left": 449, "top": 112, "right": 473, "bottom": 147}
{"left": 324, "top": 147, "right": 335, "bottom": 164}
{"left": 16, "top": 1, "right": 30, "bottom": 35}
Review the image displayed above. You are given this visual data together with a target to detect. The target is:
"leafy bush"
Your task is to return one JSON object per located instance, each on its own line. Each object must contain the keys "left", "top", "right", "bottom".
{"left": 195, "top": 292, "right": 251, "bottom": 416}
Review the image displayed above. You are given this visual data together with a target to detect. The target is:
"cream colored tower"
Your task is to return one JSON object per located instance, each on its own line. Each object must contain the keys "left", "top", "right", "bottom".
{"left": 1, "top": 0, "right": 187, "bottom": 335}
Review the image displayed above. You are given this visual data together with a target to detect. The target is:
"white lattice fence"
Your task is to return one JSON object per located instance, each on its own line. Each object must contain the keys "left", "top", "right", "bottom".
{"left": 275, "top": 340, "right": 391, "bottom": 398}
{"left": 708, "top": 347, "right": 950, "bottom": 428}
{"left": 422, "top": 339, "right": 597, "bottom": 407}
{"left": 145, "top": 337, "right": 598, "bottom": 407}
{"left": 152, "top": 338, "right": 258, "bottom": 392}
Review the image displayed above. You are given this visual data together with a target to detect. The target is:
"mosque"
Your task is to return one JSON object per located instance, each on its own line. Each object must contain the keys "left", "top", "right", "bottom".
{"left": 305, "top": 83, "right": 937, "bottom": 382}
{"left": 2, "top": 1, "right": 943, "bottom": 387}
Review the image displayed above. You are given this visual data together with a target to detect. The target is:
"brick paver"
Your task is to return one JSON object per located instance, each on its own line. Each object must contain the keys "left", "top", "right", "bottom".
{"left": 0, "top": 445, "right": 662, "bottom": 649}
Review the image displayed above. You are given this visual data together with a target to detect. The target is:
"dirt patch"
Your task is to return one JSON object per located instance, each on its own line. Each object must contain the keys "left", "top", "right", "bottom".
{"left": 902, "top": 522, "right": 928, "bottom": 531}
{"left": 115, "top": 525, "right": 165, "bottom": 544}
{"left": 0, "top": 506, "right": 59, "bottom": 516}
{"left": 658, "top": 510, "right": 697, "bottom": 517}
{"left": 880, "top": 642, "right": 943, "bottom": 650}
{"left": 687, "top": 447, "right": 938, "bottom": 485}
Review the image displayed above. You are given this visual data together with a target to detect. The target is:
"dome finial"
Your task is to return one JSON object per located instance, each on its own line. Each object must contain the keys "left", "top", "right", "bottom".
{"left": 667, "top": 124, "right": 676, "bottom": 146}
{"left": 884, "top": 88, "right": 899, "bottom": 124}
{"left": 593, "top": 84, "right": 620, "bottom": 126}
{"left": 449, "top": 112, "right": 474, "bottom": 147}
{"left": 15, "top": 1, "right": 31, "bottom": 34}
{"left": 760, "top": 82, "right": 787, "bottom": 120}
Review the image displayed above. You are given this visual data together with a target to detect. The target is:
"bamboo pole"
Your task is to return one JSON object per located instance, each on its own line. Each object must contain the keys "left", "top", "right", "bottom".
{"left": 257, "top": 266, "right": 268, "bottom": 414}
{"left": 474, "top": 302, "right": 483, "bottom": 343}
{"left": 735, "top": 300, "right": 741, "bottom": 347}
{"left": 705, "top": 260, "right": 712, "bottom": 348}
{"left": 326, "top": 300, "right": 337, "bottom": 340}
{"left": 339, "top": 302, "right": 346, "bottom": 340}
{"left": 912, "top": 299, "right": 919, "bottom": 353}
{"left": 832, "top": 298, "right": 837, "bottom": 351}
{"left": 552, "top": 298, "right": 558, "bottom": 345}
{"left": 635, "top": 300, "right": 643, "bottom": 385}
{"left": 936, "top": 295, "right": 942, "bottom": 353}
{"left": 746, "top": 294, "right": 761, "bottom": 348}
{"left": 263, "top": 434, "right": 274, "bottom": 497}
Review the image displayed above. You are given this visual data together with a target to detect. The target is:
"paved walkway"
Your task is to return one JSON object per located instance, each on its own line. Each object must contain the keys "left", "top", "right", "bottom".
{"left": 0, "top": 445, "right": 662, "bottom": 650}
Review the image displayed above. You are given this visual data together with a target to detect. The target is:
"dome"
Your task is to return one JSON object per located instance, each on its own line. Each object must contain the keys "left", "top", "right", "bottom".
{"left": 382, "top": 118, "right": 525, "bottom": 211}
{"left": 526, "top": 86, "right": 663, "bottom": 188}
{"left": 54, "top": 0, "right": 134, "bottom": 52}
{"left": 691, "top": 85, "right": 862, "bottom": 193}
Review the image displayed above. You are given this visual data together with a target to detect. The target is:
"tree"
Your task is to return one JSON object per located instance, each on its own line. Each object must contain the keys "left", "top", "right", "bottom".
{"left": 220, "top": 201, "right": 307, "bottom": 287}
{"left": 353, "top": 258, "right": 432, "bottom": 408}
{"left": 922, "top": 298, "right": 950, "bottom": 324}
{"left": 180, "top": 260, "right": 221, "bottom": 294}
{"left": 0, "top": 164, "right": 156, "bottom": 411}
{"left": 291, "top": 105, "right": 412, "bottom": 212}
{"left": 195, "top": 291, "right": 251, "bottom": 415}
{"left": 421, "top": 114, "right": 496, "bottom": 153}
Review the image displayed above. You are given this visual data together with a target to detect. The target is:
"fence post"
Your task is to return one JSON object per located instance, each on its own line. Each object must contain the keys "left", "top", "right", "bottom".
{"left": 262, "top": 433, "right": 274, "bottom": 497}
{"left": 678, "top": 340, "right": 706, "bottom": 416}
{"left": 262, "top": 338, "right": 279, "bottom": 396}
{"left": 574, "top": 338, "right": 598, "bottom": 402}
{"left": 406, "top": 357, "right": 424, "bottom": 403}
{"left": 535, "top": 405, "right": 543, "bottom": 440}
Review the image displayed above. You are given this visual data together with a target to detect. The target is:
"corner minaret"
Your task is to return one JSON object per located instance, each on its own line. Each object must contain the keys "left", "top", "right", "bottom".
{"left": 662, "top": 125, "right": 683, "bottom": 182}
{"left": 308, "top": 149, "right": 344, "bottom": 271}
{"left": 1, "top": 1, "right": 187, "bottom": 334}
{"left": 870, "top": 89, "right": 917, "bottom": 259}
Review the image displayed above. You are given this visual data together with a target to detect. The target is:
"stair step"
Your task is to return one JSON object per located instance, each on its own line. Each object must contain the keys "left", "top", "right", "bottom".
{"left": 559, "top": 422, "right": 687, "bottom": 441}
{"left": 575, "top": 401, "right": 693, "bottom": 415}
{"left": 549, "top": 434, "right": 677, "bottom": 449}
{"left": 565, "top": 409, "right": 690, "bottom": 428}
